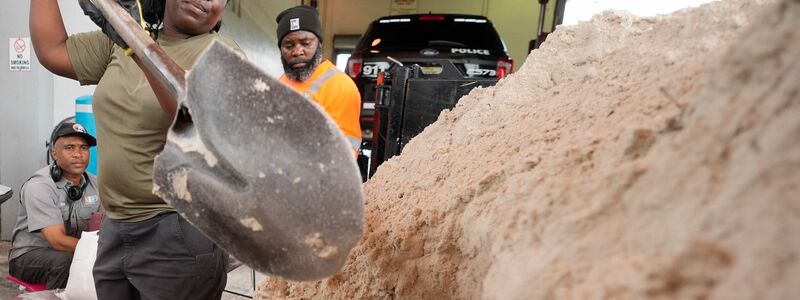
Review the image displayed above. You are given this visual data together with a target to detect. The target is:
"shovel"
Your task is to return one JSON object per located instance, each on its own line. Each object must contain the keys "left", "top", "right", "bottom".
{"left": 89, "top": 0, "right": 364, "bottom": 281}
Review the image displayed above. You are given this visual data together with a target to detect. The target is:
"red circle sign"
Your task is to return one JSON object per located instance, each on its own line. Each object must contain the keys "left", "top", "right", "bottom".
{"left": 14, "top": 38, "right": 26, "bottom": 53}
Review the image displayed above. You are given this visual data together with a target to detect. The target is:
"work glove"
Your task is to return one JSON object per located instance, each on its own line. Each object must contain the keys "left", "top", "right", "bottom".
{"left": 78, "top": 0, "right": 145, "bottom": 49}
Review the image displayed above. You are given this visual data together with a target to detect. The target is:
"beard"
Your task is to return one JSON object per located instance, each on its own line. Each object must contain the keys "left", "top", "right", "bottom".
{"left": 282, "top": 44, "right": 324, "bottom": 82}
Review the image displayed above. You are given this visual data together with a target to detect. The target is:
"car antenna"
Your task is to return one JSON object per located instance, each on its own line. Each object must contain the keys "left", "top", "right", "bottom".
{"left": 386, "top": 56, "right": 404, "bottom": 66}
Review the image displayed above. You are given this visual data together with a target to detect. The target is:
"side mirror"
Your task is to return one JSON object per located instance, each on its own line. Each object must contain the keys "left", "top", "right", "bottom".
{"left": 0, "top": 185, "right": 13, "bottom": 205}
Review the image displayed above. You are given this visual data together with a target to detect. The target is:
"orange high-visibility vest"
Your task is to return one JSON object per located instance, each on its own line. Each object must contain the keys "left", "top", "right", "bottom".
{"left": 280, "top": 60, "right": 362, "bottom": 151}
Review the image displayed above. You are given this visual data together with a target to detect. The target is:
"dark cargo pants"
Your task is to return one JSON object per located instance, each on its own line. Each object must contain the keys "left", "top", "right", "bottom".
{"left": 93, "top": 212, "right": 227, "bottom": 300}
{"left": 8, "top": 247, "right": 73, "bottom": 289}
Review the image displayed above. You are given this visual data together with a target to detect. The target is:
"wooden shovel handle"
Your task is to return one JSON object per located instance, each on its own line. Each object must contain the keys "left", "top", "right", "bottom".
{"left": 89, "top": 0, "right": 186, "bottom": 100}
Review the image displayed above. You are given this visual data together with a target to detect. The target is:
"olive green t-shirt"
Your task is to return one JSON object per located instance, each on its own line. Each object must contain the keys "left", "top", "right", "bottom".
{"left": 66, "top": 31, "right": 243, "bottom": 222}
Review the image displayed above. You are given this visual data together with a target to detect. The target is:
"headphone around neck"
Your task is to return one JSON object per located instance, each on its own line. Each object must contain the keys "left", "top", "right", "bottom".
{"left": 50, "top": 161, "right": 89, "bottom": 201}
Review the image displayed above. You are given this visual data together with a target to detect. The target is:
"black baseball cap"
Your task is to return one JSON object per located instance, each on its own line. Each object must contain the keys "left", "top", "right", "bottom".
{"left": 52, "top": 122, "right": 97, "bottom": 147}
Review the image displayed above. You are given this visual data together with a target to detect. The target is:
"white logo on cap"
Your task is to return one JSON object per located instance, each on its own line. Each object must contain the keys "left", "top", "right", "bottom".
{"left": 72, "top": 124, "right": 87, "bottom": 133}
{"left": 290, "top": 18, "right": 300, "bottom": 30}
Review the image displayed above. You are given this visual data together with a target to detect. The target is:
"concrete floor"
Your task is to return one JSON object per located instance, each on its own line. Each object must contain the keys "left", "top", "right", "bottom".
{"left": 0, "top": 241, "right": 25, "bottom": 299}
{"left": 0, "top": 241, "right": 265, "bottom": 299}
{"left": 223, "top": 265, "right": 267, "bottom": 299}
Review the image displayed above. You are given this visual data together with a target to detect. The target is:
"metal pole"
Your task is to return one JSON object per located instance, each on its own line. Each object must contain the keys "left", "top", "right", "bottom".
{"left": 538, "top": 0, "right": 548, "bottom": 38}
{"left": 535, "top": 0, "right": 549, "bottom": 49}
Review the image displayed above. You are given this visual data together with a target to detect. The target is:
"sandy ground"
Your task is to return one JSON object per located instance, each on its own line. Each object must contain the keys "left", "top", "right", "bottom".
{"left": 257, "top": 0, "right": 800, "bottom": 298}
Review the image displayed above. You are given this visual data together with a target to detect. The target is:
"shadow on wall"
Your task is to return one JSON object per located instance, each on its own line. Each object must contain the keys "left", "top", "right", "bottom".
{"left": 221, "top": 5, "right": 286, "bottom": 78}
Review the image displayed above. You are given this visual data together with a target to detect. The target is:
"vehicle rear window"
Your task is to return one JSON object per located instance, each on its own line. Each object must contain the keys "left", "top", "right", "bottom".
{"left": 357, "top": 16, "right": 505, "bottom": 51}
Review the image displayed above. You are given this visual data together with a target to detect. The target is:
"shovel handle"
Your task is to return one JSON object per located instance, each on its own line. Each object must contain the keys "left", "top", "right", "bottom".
{"left": 89, "top": 0, "right": 186, "bottom": 100}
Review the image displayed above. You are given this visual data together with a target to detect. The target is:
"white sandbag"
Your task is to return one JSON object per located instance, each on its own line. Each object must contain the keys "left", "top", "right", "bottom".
{"left": 12, "top": 289, "right": 64, "bottom": 300}
{"left": 58, "top": 231, "right": 99, "bottom": 300}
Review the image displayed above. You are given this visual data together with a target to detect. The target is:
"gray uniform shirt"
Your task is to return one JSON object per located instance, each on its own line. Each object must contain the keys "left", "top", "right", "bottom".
{"left": 8, "top": 166, "right": 101, "bottom": 261}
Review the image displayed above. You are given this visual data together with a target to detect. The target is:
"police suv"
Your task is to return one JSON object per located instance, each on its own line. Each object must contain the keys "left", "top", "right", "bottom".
{"left": 346, "top": 13, "right": 513, "bottom": 148}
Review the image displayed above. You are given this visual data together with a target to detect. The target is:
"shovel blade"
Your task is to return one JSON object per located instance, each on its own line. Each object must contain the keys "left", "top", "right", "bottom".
{"left": 153, "top": 41, "right": 364, "bottom": 281}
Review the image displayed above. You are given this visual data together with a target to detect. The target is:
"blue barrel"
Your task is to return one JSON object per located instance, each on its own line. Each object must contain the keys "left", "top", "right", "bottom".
{"left": 75, "top": 95, "right": 98, "bottom": 175}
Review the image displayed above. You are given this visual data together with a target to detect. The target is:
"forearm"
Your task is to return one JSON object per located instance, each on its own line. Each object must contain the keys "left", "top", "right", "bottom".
{"left": 30, "top": 0, "right": 77, "bottom": 79}
{"left": 41, "top": 225, "right": 80, "bottom": 253}
{"left": 50, "top": 236, "right": 80, "bottom": 253}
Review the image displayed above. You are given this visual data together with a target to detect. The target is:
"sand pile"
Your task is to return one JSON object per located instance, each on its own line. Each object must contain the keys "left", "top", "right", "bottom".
{"left": 257, "top": 0, "right": 800, "bottom": 298}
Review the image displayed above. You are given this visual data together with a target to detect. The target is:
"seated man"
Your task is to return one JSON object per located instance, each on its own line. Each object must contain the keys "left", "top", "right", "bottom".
{"left": 8, "top": 122, "right": 102, "bottom": 289}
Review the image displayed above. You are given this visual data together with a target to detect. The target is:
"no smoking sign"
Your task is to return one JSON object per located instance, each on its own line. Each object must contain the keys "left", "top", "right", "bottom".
{"left": 9, "top": 37, "right": 31, "bottom": 72}
{"left": 14, "top": 38, "right": 26, "bottom": 53}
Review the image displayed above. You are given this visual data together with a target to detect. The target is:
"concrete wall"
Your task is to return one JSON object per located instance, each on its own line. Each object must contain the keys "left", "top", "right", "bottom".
{"left": 223, "top": 0, "right": 296, "bottom": 77}
{"left": 53, "top": 2, "right": 101, "bottom": 125}
{"left": 319, "top": 0, "right": 390, "bottom": 55}
{"left": 418, "top": 0, "right": 486, "bottom": 15}
{"left": 318, "top": 0, "right": 556, "bottom": 72}
{"left": 486, "top": 0, "right": 556, "bottom": 70}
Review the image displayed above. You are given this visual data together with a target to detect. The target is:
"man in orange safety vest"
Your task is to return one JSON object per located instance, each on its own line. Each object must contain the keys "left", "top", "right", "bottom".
{"left": 275, "top": 5, "right": 362, "bottom": 152}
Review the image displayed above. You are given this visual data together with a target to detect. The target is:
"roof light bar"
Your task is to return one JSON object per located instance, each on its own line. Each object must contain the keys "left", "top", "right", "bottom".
{"left": 379, "top": 18, "right": 412, "bottom": 23}
{"left": 453, "top": 18, "right": 487, "bottom": 23}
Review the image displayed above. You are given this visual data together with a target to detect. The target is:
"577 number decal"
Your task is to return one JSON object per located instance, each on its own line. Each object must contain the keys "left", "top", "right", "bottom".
{"left": 466, "top": 68, "right": 496, "bottom": 76}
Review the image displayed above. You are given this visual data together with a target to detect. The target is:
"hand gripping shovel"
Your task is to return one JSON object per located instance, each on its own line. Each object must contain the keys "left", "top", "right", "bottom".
{"left": 89, "top": 0, "right": 364, "bottom": 281}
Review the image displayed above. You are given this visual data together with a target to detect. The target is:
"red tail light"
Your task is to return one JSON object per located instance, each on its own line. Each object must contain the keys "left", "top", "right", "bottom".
{"left": 418, "top": 15, "right": 445, "bottom": 21}
{"left": 346, "top": 55, "right": 363, "bottom": 78}
{"left": 496, "top": 57, "right": 513, "bottom": 79}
